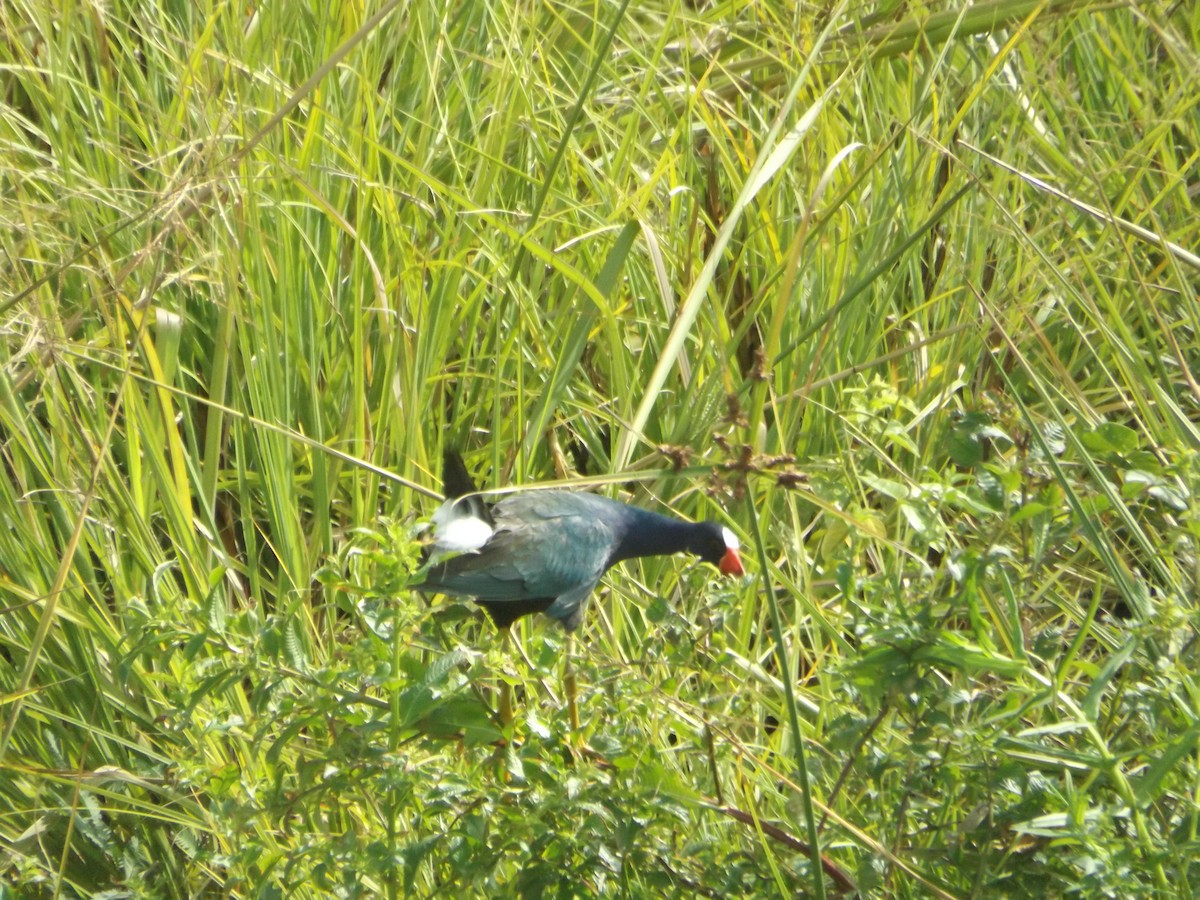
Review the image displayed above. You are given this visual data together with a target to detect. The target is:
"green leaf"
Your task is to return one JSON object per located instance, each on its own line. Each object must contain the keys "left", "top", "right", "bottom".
{"left": 1082, "top": 637, "right": 1138, "bottom": 722}
{"left": 418, "top": 696, "right": 503, "bottom": 745}
{"left": 862, "top": 473, "right": 910, "bottom": 500}
{"left": 401, "top": 836, "right": 442, "bottom": 894}
{"left": 1133, "top": 726, "right": 1200, "bottom": 808}
{"left": 900, "top": 501, "right": 936, "bottom": 538}
{"left": 204, "top": 581, "right": 227, "bottom": 635}
{"left": 912, "top": 632, "right": 1026, "bottom": 676}
{"left": 645, "top": 594, "right": 670, "bottom": 623}
{"left": 976, "top": 468, "right": 1005, "bottom": 508}
{"left": 948, "top": 412, "right": 991, "bottom": 467}
{"left": 1038, "top": 422, "right": 1067, "bottom": 457}
{"left": 1010, "top": 501, "right": 1051, "bottom": 524}
{"left": 1147, "top": 484, "right": 1189, "bottom": 511}
{"left": 420, "top": 649, "right": 472, "bottom": 689}
{"left": 1081, "top": 422, "right": 1139, "bottom": 455}
{"left": 284, "top": 616, "right": 308, "bottom": 671}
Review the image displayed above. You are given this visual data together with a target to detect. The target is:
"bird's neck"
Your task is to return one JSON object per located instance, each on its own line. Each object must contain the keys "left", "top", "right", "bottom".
{"left": 609, "top": 507, "right": 703, "bottom": 566}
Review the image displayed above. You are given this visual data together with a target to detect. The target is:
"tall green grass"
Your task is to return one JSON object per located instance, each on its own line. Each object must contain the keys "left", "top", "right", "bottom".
{"left": 2, "top": 0, "right": 1198, "bottom": 895}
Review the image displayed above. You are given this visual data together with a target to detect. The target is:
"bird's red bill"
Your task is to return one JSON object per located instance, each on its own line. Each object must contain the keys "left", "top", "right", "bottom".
{"left": 719, "top": 547, "right": 744, "bottom": 576}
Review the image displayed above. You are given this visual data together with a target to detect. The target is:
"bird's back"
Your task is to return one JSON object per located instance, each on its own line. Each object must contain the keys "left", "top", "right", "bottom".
{"left": 419, "top": 491, "right": 624, "bottom": 605}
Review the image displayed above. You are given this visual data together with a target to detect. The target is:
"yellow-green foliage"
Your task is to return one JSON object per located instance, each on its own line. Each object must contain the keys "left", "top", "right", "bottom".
{"left": 1, "top": 0, "right": 1197, "bottom": 895}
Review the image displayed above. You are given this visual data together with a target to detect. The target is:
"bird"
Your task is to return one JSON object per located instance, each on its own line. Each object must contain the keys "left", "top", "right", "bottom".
{"left": 415, "top": 449, "right": 744, "bottom": 728}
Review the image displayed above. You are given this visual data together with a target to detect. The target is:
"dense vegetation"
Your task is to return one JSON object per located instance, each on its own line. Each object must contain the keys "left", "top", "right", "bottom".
{"left": 2, "top": 0, "right": 1198, "bottom": 896}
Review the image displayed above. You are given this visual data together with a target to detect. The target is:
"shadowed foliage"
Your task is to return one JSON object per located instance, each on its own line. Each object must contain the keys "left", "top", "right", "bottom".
{"left": 2, "top": 0, "right": 1198, "bottom": 895}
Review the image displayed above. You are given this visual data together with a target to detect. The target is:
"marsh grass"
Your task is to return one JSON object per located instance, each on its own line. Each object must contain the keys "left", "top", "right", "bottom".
{"left": 2, "top": 0, "right": 1198, "bottom": 895}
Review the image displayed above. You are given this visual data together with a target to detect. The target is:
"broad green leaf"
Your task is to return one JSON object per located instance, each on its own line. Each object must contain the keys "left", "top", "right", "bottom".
{"left": 1081, "top": 422, "right": 1140, "bottom": 455}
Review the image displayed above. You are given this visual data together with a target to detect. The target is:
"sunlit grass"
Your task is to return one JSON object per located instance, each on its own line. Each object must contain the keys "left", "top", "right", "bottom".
{"left": 2, "top": 0, "right": 1198, "bottom": 895}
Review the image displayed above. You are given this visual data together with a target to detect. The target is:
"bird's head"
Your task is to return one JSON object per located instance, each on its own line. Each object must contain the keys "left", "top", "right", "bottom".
{"left": 694, "top": 521, "right": 744, "bottom": 576}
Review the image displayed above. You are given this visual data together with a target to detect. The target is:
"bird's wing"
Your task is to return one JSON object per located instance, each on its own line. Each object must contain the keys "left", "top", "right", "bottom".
{"left": 418, "top": 493, "right": 614, "bottom": 604}
{"left": 543, "top": 578, "right": 602, "bottom": 631}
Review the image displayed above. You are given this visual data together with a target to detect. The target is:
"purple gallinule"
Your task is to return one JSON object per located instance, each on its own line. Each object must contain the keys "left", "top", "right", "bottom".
{"left": 417, "top": 450, "right": 743, "bottom": 726}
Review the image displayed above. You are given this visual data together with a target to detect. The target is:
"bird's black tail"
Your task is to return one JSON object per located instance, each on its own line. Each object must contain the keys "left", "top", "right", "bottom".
{"left": 442, "top": 448, "right": 478, "bottom": 498}
{"left": 440, "top": 448, "right": 494, "bottom": 527}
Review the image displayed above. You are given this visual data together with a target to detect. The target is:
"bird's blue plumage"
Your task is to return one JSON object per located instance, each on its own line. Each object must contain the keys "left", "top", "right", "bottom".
{"left": 416, "top": 451, "right": 741, "bottom": 631}
{"left": 419, "top": 492, "right": 632, "bottom": 629}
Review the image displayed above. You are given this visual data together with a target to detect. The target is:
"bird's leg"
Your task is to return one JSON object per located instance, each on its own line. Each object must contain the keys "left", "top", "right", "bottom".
{"left": 498, "top": 628, "right": 514, "bottom": 726}
{"left": 564, "top": 633, "right": 580, "bottom": 733}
